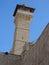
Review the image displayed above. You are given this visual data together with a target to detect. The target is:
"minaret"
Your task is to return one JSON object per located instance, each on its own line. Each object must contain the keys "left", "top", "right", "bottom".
{"left": 11, "top": 4, "right": 35, "bottom": 55}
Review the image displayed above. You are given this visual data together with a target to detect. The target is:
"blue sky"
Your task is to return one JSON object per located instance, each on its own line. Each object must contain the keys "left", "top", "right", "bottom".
{"left": 0, "top": 0, "right": 49, "bottom": 52}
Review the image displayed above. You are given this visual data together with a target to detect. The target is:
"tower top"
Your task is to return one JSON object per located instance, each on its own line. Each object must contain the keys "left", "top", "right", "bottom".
{"left": 13, "top": 4, "right": 35, "bottom": 16}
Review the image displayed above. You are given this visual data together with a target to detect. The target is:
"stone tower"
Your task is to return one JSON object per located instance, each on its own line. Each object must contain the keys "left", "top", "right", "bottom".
{"left": 11, "top": 4, "right": 35, "bottom": 55}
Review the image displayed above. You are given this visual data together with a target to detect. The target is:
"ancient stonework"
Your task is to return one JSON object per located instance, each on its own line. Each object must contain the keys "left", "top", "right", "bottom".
{"left": 0, "top": 4, "right": 49, "bottom": 65}
{"left": 11, "top": 4, "right": 35, "bottom": 55}
{"left": 0, "top": 23, "right": 49, "bottom": 65}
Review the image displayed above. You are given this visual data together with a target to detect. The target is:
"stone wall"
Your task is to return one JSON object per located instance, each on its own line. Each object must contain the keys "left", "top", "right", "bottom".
{"left": 0, "top": 23, "right": 49, "bottom": 65}
{"left": 21, "top": 23, "right": 49, "bottom": 65}
{"left": 0, "top": 52, "right": 21, "bottom": 65}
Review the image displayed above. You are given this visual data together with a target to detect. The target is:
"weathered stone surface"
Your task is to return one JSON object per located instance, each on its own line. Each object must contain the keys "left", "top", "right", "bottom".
{"left": 21, "top": 23, "right": 49, "bottom": 65}
{"left": 0, "top": 23, "right": 49, "bottom": 65}
{"left": 0, "top": 52, "right": 21, "bottom": 65}
{"left": 11, "top": 4, "right": 34, "bottom": 55}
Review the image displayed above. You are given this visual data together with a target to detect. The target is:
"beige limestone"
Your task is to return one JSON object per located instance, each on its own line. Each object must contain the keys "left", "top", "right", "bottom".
{"left": 14, "top": 28, "right": 29, "bottom": 42}
{"left": 0, "top": 5, "right": 49, "bottom": 65}
{"left": 0, "top": 12, "right": 49, "bottom": 65}
{"left": 11, "top": 7, "right": 33, "bottom": 55}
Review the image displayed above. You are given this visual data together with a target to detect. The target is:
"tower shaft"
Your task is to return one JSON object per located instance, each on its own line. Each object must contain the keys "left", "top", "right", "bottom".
{"left": 11, "top": 4, "right": 35, "bottom": 55}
